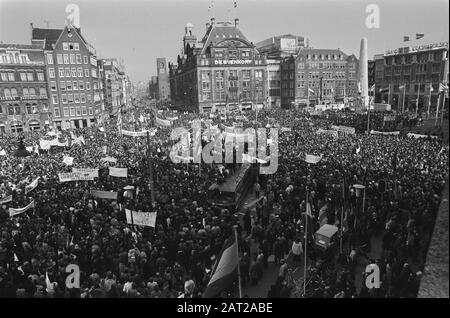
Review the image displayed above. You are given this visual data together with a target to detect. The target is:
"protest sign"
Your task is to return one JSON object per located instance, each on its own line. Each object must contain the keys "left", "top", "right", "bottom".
{"left": 91, "top": 190, "right": 118, "bottom": 200}
{"left": 58, "top": 172, "right": 95, "bottom": 182}
{"left": 125, "top": 209, "right": 157, "bottom": 227}
{"left": 109, "top": 167, "right": 128, "bottom": 178}
{"left": 72, "top": 168, "right": 99, "bottom": 178}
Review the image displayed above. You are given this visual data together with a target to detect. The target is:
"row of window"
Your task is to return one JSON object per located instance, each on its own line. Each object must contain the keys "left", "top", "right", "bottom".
{"left": 48, "top": 67, "right": 96, "bottom": 79}
{"left": 47, "top": 53, "right": 89, "bottom": 65}
{"left": 386, "top": 51, "right": 444, "bottom": 65}
{"left": 52, "top": 93, "right": 93, "bottom": 105}
{"left": 296, "top": 62, "right": 352, "bottom": 70}
{"left": 0, "top": 53, "right": 33, "bottom": 64}
{"left": 0, "top": 72, "right": 45, "bottom": 82}
{"left": 201, "top": 69, "right": 264, "bottom": 80}
{"left": 50, "top": 80, "right": 91, "bottom": 91}
{"left": 2, "top": 87, "right": 47, "bottom": 98}
{"left": 201, "top": 79, "right": 263, "bottom": 91}
{"left": 201, "top": 90, "right": 263, "bottom": 101}
{"left": 3, "top": 104, "right": 42, "bottom": 115}
{"left": 53, "top": 106, "right": 94, "bottom": 118}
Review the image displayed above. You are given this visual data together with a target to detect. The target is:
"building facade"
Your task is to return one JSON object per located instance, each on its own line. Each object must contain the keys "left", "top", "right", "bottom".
{"left": 31, "top": 24, "right": 103, "bottom": 129}
{"left": 169, "top": 18, "right": 267, "bottom": 113}
{"left": 156, "top": 58, "right": 171, "bottom": 101}
{"left": 255, "top": 34, "right": 306, "bottom": 60}
{"left": 0, "top": 44, "right": 50, "bottom": 134}
{"left": 280, "top": 48, "right": 359, "bottom": 108}
{"left": 373, "top": 41, "right": 449, "bottom": 113}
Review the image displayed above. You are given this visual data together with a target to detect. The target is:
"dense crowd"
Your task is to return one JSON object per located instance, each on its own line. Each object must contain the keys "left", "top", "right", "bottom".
{"left": 0, "top": 105, "right": 448, "bottom": 298}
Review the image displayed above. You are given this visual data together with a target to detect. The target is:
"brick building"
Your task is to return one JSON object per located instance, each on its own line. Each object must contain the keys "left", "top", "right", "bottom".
{"left": 31, "top": 24, "right": 103, "bottom": 129}
{"left": 156, "top": 58, "right": 171, "bottom": 101}
{"left": 0, "top": 44, "right": 50, "bottom": 134}
{"left": 373, "top": 41, "right": 449, "bottom": 113}
{"left": 169, "top": 18, "right": 267, "bottom": 113}
{"left": 280, "top": 48, "right": 359, "bottom": 108}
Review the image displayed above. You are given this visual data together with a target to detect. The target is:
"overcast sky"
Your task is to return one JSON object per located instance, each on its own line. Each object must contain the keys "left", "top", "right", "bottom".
{"left": 0, "top": 0, "right": 448, "bottom": 83}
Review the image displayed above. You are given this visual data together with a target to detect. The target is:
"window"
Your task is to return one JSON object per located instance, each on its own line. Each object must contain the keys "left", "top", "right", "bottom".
{"left": 49, "top": 68, "right": 55, "bottom": 79}
{"left": 42, "top": 103, "right": 48, "bottom": 110}
{"left": 57, "top": 54, "right": 63, "bottom": 64}
{"left": 242, "top": 80, "right": 250, "bottom": 89}
{"left": 67, "top": 82, "right": 72, "bottom": 91}
{"left": 70, "top": 54, "right": 75, "bottom": 64}
{"left": 82, "top": 106, "right": 87, "bottom": 115}
{"left": 59, "top": 68, "right": 64, "bottom": 78}
{"left": 216, "top": 81, "right": 224, "bottom": 90}
{"left": 60, "top": 82, "right": 66, "bottom": 91}
{"left": 26, "top": 73, "right": 33, "bottom": 81}
{"left": 91, "top": 69, "right": 97, "bottom": 78}
{"left": 54, "top": 107, "right": 60, "bottom": 117}
{"left": 63, "top": 107, "right": 69, "bottom": 117}
{"left": 68, "top": 94, "right": 74, "bottom": 103}
{"left": 93, "top": 82, "right": 98, "bottom": 90}
{"left": 71, "top": 68, "right": 77, "bottom": 77}
{"left": 63, "top": 42, "right": 69, "bottom": 50}
{"left": 76, "top": 54, "right": 82, "bottom": 64}
{"left": 20, "top": 55, "right": 27, "bottom": 64}
{"left": 74, "top": 94, "right": 80, "bottom": 104}
{"left": 37, "top": 73, "right": 44, "bottom": 81}
{"left": 63, "top": 54, "right": 69, "bottom": 64}
{"left": 79, "top": 81, "right": 84, "bottom": 90}
{"left": 23, "top": 88, "right": 29, "bottom": 97}
{"left": 39, "top": 87, "right": 48, "bottom": 98}
{"left": 242, "top": 70, "right": 251, "bottom": 78}
{"left": 20, "top": 73, "right": 27, "bottom": 81}
{"left": 77, "top": 68, "right": 83, "bottom": 77}
{"left": 228, "top": 50, "right": 238, "bottom": 59}
{"left": 242, "top": 51, "right": 250, "bottom": 58}
{"left": 74, "top": 43, "right": 80, "bottom": 50}
{"left": 1, "top": 73, "right": 7, "bottom": 81}
{"left": 50, "top": 81, "right": 57, "bottom": 91}
{"left": 52, "top": 94, "right": 58, "bottom": 104}
{"left": 83, "top": 56, "right": 88, "bottom": 64}
{"left": 255, "top": 70, "right": 263, "bottom": 79}
{"left": 8, "top": 73, "right": 15, "bottom": 81}
{"left": 86, "top": 82, "right": 91, "bottom": 90}
{"left": 65, "top": 68, "right": 71, "bottom": 77}
{"left": 80, "top": 93, "right": 86, "bottom": 103}
{"left": 29, "top": 88, "right": 36, "bottom": 97}
{"left": 73, "top": 81, "right": 78, "bottom": 90}
{"left": 85, "top": 69, "right": 90, "bottom": 77}
{"left": 26, "top": 105, "right": 32, "bottom": 114}
{"left": 11, "top": 88, "right": 18, "bottom": 97}
{"left": 87, "top": 94, "right": 92, "bottom": 102}
{"left": 70, "top": 107, "right": 75, "bottom": 116}
{"left": 88, "top": 107, "right": 93, "bottom": 115}
{"left": 47, "top": 54, "right": 53, "bottom": 64}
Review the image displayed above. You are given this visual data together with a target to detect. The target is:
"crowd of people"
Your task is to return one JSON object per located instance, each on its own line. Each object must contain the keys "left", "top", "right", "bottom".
{"left": 0, "top": 103, "right": 448, "bottom": 298}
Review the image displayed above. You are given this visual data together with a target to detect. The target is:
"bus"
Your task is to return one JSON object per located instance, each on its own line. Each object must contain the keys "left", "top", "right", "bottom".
{"left": 208, "top": 164, "right": 255, "bottom": 209}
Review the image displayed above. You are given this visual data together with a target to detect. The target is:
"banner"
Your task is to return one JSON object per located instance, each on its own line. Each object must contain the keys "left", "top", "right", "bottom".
{"left": 121, "top": 128, "right": 156, "bottom": 137}
{"left": 9, "top": 200, "right": 35, "bottom": 217}
{"left": 91, "top": 190, "right": 118, "bottom": 200}
{"left": 316, "top": 129, "right": 339, "bottom": 138}
{"left": 25, "top": 177, "right": 40, "bottom": 194}
{"left": 156, "top": 117, "right": 172, "bottom": 127}
{"left": 166, "top": 116, "right": 178, "bottom": 121}
{"left": 40, "top": 138, "right": 69, "bottom": 150}
{"left": 109, "top": 167, "right": 128, "bottom": 178}
{"left": 383, "top": 115, "right": 396, "bottom": 122}
{"left": 125, "top": 209, "right": 157, "bottom": 227}
{"left": 62, "top": 155, "right": 74, "bottom": 166}
{"left": 58, "top": 172, "right": 95, "bottom": 182}
{"left": 331, "top": 125, "right": 356, "bottom": 135}
{"left": 370, "top": 130, "right": 400, "bottom": 136}
{"left": 0, "top": 195, "right": 12, "bottom": 204}
{"left": 72, "top": 168, "right": 99, "bottom": 178}
{"left": 0, "top": 149, "right": 6, "bottom": 156}
{"left": 305, "top": 154, "right": 323, "bottom": 164}
{"left": 101, "top": 156, "right": 117, "bottom": 164}
{"left": 281, "top": 127, "right": 292, "bottom": 132}
{"left": 407, "top": 133, "right": 439, "bottom": 139}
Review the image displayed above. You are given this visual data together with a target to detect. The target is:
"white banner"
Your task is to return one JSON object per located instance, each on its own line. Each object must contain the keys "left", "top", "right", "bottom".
{"left": 0, "top": 149, "right": 6, "bottom": 156}
{"left": 331, "top": 125, "right": 356, "bottom": 135}
{"left": 305, "top": 154, "right": 323, "bottom": 164}
{"left": 25, "top": 177, "right": 40, "bottom": 194}
{"left": 100, "top": 156, "right": 117, "bottom": 164}
{"left": 72, "top": 168, "right": 99, "bottom": 178}
{"left": 121, "top": 128, "right": 156, "bottom": 137}
{"left": 0, "top": 195, "right": 12, "bottom": 204}
{"left": 166, "top": 116, "right": 178, "bottom": 121}
{"left": 9, "top": 200, "right": 35, "bottom": 217}
{"left": 109, "top": 167, "right": 128, "bottom": 178}
{"left": 156, "top": 117, "right": 172, "bottom": 127}
{"left": 316, "top": 129, "right": 339, "bottom": 138}
{"left": 370, "top": 130, "right": 400, "bottom": 136}
{"left": 40, "top": 138, "right": 69, "bottom": 150}
{"left": 58, "top": 172, "right": 95, "bottom": 182}
{"left": 407, "top": 133, "right": 439, "bottom": 139}
{"left": 125, "top": 209, "right": 157, "bottom": 227}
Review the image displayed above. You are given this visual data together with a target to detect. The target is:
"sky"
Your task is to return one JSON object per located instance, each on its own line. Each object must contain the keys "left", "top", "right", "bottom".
{"left": 0, "top": 0, "right": 448, "bottom": 84}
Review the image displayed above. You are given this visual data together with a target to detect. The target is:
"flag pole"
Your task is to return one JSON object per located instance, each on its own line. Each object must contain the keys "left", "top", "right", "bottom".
{"left": 427, "top": 84, "right": 432, "bottom": 119}
{"left": 147, "top": 131, "right": 155, "bottom": 203}
{"left": 233, "top": 225, "right": 242, "bottom": 298}
{"left": 435, "top": 92, "right": 441, "bottom": 126}
{"left": 303, "top": 185, "right": 308, "bottom": 297}
{"left": 416, "top": 82, "right": 420, "bottom": 117}
{"left": 340, "top": 177, "right": 345, "bottom": 254}
{"left": 441, "top": 94, "right": 447, "bottom": 126}
{"left": 402, "top": 84, "right": 406, "bottom": 113}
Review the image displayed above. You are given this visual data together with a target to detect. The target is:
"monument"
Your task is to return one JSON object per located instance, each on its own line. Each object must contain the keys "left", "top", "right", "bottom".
{"left": 358, "top": 37, "right": 369, "bottom": 109}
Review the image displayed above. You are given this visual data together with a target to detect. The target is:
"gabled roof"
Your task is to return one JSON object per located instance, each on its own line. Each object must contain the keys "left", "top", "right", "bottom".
{"left": 31, "top": 28, "right": 63, "bottom": 50}
{"left": 201, "top": 23, "right": 250, "bottom": 54}
{"left": 0, "top": 43, "right": 43, "bottom": 50}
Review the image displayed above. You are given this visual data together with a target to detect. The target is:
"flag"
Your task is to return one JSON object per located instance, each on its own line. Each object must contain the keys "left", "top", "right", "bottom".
{"left": 369, "top": 85, "right": 375, "bottom": 92}
{"left": 34, "top": 144, "right": 39, "bottom": 155}
{"left": 416, "top": 33, "right": 424, "bottom": 40}
{"left": 203, "top": 235, "right": 238, "bottom": 298}
{"left": 403, "top": 36, "right": 410, "bottom": 42}
{"left": 429, "top": 85, "right": 434, "bottom": 92}
{"left": 14, "top": 253, "right": 19, "bottom": 262}
{"left": 355, "top": 146, "right": 361, "bottom": 155}
{"left": 45, "top": 272, "right": 54, "bottom": 293}
{"left": 399, "top": 84, "right": 405, "bottom": 90}
{"left": 439, "top": 82, "right": 448, "bottom": 92}
{"left": 102, "top": 145, "right": 107, "bottom": 154}
{"left": 308, "top": 87, "right": 315, "bottom": 94}
{"left": 306, "top": 202, "right": 312, "bottom": 217}
{"left": 304, "top": 154, "right": 322, "bottom": 164}
{"left": 139, "top": 114, "right": 145, "bottom": 123}
{"left": 379, "top": 87, "right": 389, "bottom": 93}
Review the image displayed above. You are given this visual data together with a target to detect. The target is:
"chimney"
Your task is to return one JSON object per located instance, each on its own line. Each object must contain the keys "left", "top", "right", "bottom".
{"left": 234, "top": 18, "right": 239, "bottom": 28}
{"left": 211, "top": 17, "right": 216, "bottom": 27}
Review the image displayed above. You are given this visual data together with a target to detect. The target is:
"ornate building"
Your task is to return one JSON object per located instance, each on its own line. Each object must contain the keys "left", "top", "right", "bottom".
{"left": 0, "top": 44, "right": 50, "bottom": 134}
{"left": 169, "top": 18, "right": 267, "bottom": 113}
